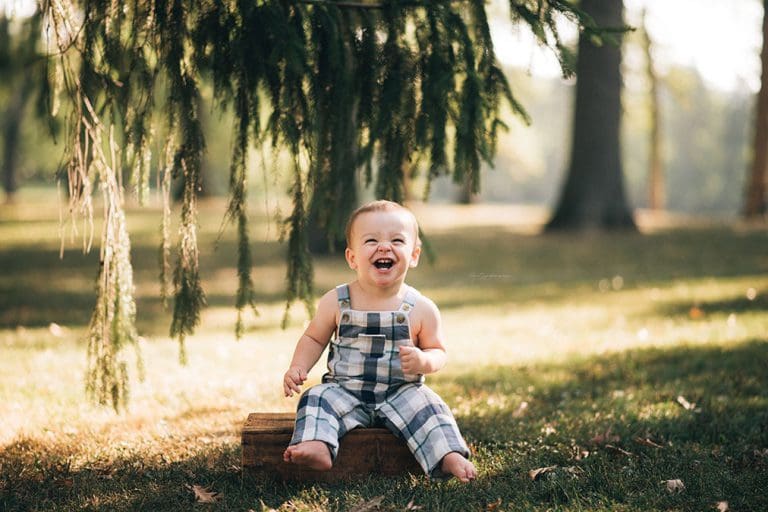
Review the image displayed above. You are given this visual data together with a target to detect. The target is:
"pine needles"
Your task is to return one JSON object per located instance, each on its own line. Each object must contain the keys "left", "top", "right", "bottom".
{"left": 40, "top": 0, "right": 596, "bottom": 409}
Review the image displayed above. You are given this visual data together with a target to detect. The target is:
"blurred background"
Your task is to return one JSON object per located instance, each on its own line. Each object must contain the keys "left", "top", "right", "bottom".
{"left": 0, "top": 0, "right": 763, "bottom": 218}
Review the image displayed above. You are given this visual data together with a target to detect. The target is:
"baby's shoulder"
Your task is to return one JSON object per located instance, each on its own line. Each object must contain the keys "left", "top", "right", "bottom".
{"left": 409, "top": 289, "right": 440, "bottom": 317}
{"left": 316, "top": 288, "right": 343, "bottom": 315}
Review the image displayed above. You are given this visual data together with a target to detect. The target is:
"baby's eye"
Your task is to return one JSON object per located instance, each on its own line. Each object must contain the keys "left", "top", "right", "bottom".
{"left": 365, "top": 238, "right": 377, "bottom": 244}
{"left": 392, "top": 238, "right": 405, "bottom": 244}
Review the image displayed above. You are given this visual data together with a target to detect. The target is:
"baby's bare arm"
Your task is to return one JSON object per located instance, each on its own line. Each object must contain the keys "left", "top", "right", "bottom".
{"left": 283, "top": 291, "right": 338, "bottom": 397}
{"left": 400, "top": 295, "right": 447, "bottom": 375}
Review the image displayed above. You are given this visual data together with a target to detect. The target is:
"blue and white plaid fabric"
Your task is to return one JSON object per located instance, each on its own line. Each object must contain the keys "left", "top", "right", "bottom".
{"left": 290, "top": 284, "right": 470, "bottom": 478}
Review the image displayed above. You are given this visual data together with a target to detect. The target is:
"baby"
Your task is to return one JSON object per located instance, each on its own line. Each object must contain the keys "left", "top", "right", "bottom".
{"left": 282, "top": 200, "right": 476, "bottom": 482}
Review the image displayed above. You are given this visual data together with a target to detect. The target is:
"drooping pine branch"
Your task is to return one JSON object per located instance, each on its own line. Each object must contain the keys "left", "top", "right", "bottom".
{"left": 415, "top": 4, "right": 455, "bottom": 194}
{"left": 306, "top": 5, "right": 359, "bottom": 251}
{"left": 451, "top": 11, "right": 483, "bottom": 194}
{"left": 226, "top": 84, "right": 258, "bottom": 339}
{"left": 354, "top": 9, "right": 377, "bottom": 186}
{"left": 282, "top": 158, "right": 315, "bottom": 328}
{"left": 43, "top": 0, "right": 143, "bottom": 412}
{"left": 40, "top": 0, "right": 599, "bottom": 411}
{"left": 374, "top": 3, "right": 416, "bottom": 203}
{"left": 162, "top": 0, "right": 207, "bottom": 363}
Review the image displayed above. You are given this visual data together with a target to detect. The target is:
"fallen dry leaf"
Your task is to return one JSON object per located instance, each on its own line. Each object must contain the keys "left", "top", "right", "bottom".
{"left": 528, "top": 465, "right": 583, "bottom": 482}
{"left": 715, "top": 501, "right": 729, "bottom": 512}
{"left": 662, "top": 479, "right": 685, "bottom": 493}
{"left": 405, "top": 499, "right": 423, "bottom": 510}
{"left": 688, "top": 306, "right": 704, "bottom": 319}
{"left": 529, "top": 466, "right": 558, "bottom": 481}
{"left": 348, "top": 495, "right": 384, "bottom": 512}
{"left": 486, "top": 497, "right": 502, "bottom": 510}
{"left": 605, "top": 444, "right": 634, "bottom": 457}
{"left": 676, "top": 395, "right": 697, "bottom": 411}
{"left": 634, "top": 436, "right": 664, "bottom": 448}
{"left": 188, "top": 484, "right": 221, "bottom": 503}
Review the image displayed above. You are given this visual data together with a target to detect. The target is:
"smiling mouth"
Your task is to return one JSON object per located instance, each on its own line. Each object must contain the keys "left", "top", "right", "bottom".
{"left": 373, "top": 258, "right": 394, "bottom": 269}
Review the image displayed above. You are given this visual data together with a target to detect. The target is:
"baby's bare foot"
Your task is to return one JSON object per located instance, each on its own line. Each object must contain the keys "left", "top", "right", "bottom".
{"left": 440, "top": 452, "right": 477, "bottom": 482}
{"left": 283, "top": 441, "right": 333, "bottom": 470}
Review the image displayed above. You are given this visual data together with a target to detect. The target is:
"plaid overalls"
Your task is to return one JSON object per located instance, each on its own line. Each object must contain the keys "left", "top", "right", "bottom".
{"left": 289, "top": 284, "right": 470, "bottom": 477}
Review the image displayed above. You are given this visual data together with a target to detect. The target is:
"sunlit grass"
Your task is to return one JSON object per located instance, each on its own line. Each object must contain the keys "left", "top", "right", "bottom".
{"left": 1, "top": 193, "right": 767, "bottom": 511}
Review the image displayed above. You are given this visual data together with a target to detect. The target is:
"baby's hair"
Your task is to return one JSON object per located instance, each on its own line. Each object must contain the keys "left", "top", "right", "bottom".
{"left": 345, "top": 200, "right": 420, "bottom": 247}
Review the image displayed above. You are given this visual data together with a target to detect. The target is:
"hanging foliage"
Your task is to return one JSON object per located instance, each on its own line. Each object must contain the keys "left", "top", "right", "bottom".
{"left": 39, "top": 0, "right": 595, "bottom": 409}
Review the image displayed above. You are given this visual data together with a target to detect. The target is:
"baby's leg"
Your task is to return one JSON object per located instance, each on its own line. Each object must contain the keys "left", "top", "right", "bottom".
{"left": 286, "top": 383, "right": 367, "bottom": 470}
{"left": 377, "top": 384, "right": 475, "bottom": 481}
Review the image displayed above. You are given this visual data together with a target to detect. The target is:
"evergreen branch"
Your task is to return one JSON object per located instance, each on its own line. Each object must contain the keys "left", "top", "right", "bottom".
{"left": 282, "top": 157, "right": 315, "bottom": 328}
{"left": 39, "top": 0, "right": 599, "bottom": 412}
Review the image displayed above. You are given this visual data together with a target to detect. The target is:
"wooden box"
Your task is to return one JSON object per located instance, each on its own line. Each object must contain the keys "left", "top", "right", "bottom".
{"left": 241, "top": 412, "right": 421, "bottom": 481}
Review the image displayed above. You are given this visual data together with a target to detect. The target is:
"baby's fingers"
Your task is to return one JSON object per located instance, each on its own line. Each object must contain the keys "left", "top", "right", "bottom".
{"left": 283, "top": 375, "right": 303, "bottom": 397}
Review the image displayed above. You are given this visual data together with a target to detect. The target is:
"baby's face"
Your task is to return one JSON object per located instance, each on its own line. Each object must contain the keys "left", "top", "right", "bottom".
{"left": 345, "top": 210, "right": 421, "bottom": 288}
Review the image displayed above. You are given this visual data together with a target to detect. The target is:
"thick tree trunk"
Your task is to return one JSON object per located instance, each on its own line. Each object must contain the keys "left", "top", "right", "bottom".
{"left": 744, "top": 0, "right": 768, "bottom": 219}
{"left": 546, "top": 0, "right": 635, "bottom": 231}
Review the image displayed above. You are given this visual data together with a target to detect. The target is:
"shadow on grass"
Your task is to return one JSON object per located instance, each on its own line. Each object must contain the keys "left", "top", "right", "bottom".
{"left": 4, "top": 226, "right": 768, "bottom": 331}
{"left": 654, "top": 291, "right": 768, "bottom": 319}
{"left": 3, "top": 340, "right": 768, "bottom": 511}
{"left": 450, "top": 339, "right": 768, "bottom": 444}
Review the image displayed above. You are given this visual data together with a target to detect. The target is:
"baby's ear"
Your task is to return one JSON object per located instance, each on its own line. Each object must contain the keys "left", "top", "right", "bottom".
{"left": 409, "top": 245, "right": 421, "bottom": 268}
{"left": 345, "top": 247, "right": 357, "bottom": 269}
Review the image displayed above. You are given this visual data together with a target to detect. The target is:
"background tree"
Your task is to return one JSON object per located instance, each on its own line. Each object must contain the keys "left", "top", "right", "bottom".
{"left": 0, "top": 9, "right": 45, "bottom": 203}
{"left": 744, "top": 0, "right": 768, "bottom": 218}
{"left": 640, "top": 7, "right": 664, "bottom": 211}
{"left": 546, "top": 0, "right": 636, "bottom": 231}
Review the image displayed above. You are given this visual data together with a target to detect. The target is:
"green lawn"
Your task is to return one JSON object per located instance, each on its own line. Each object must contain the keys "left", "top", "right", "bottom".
{"left": 1, "top": 192, "right": 767, "bottom": 511}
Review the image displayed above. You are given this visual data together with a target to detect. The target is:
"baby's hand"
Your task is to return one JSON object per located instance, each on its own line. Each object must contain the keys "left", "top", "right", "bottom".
{"left": 399, "top": 345, "right": 427, "bottom": 375}
{"left": 283, "top": 366, "right": 307, "bottom": 397}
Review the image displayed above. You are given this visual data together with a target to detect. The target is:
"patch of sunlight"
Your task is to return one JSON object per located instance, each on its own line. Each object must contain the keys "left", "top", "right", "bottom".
{"left": 0, "top": 321, "right": 314, "bottom": 449}
{"left": 410, "top": 202, "right": 548, "bottom": 234}
{"left": 204, "top": 264, "right": 288, "bottom": 296}
{"left": 637, "top": 402, "right": 686, "bottom": 422}
{"left": 452, "top": 392, "right": 516, "bottom": 418}
{"left": 198, "top": 302, "right": 312, "bottom": 334}
{"left": 439, "top": 291, "right": 764, "bottom": 369}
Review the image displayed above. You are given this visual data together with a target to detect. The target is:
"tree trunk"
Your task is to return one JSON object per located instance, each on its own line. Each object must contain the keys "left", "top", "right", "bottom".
{"left": 546, "top": 0, "right": 635, "bottom": 231}
{"left": 456, "top": 180, "right": 479, "bottom": 204}
{"left": 642, "top": 8, "right": 664, "bottom": 211}
{"left": 744, "top": 0, "right": 768, "bottom": 219}
{"left": 2, "top": 78, "right": 33, "bottom": 204}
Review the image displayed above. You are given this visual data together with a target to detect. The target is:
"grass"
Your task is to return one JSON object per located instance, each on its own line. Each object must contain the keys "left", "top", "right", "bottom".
{"left": 1, "top": 190, "right": 767, "bottom": 511}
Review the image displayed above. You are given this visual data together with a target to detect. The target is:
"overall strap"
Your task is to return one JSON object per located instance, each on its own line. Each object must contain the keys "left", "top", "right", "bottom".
{"left": 399, "top": 286, "right": 419, "bottom": 312}
{"left": 335, "top": 284, "right": 351, "bottom": 309}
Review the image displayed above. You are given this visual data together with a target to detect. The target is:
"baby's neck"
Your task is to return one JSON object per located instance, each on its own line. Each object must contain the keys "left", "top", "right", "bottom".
{"left": 348, "top": 281, "right": 408, "bottom": 311}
